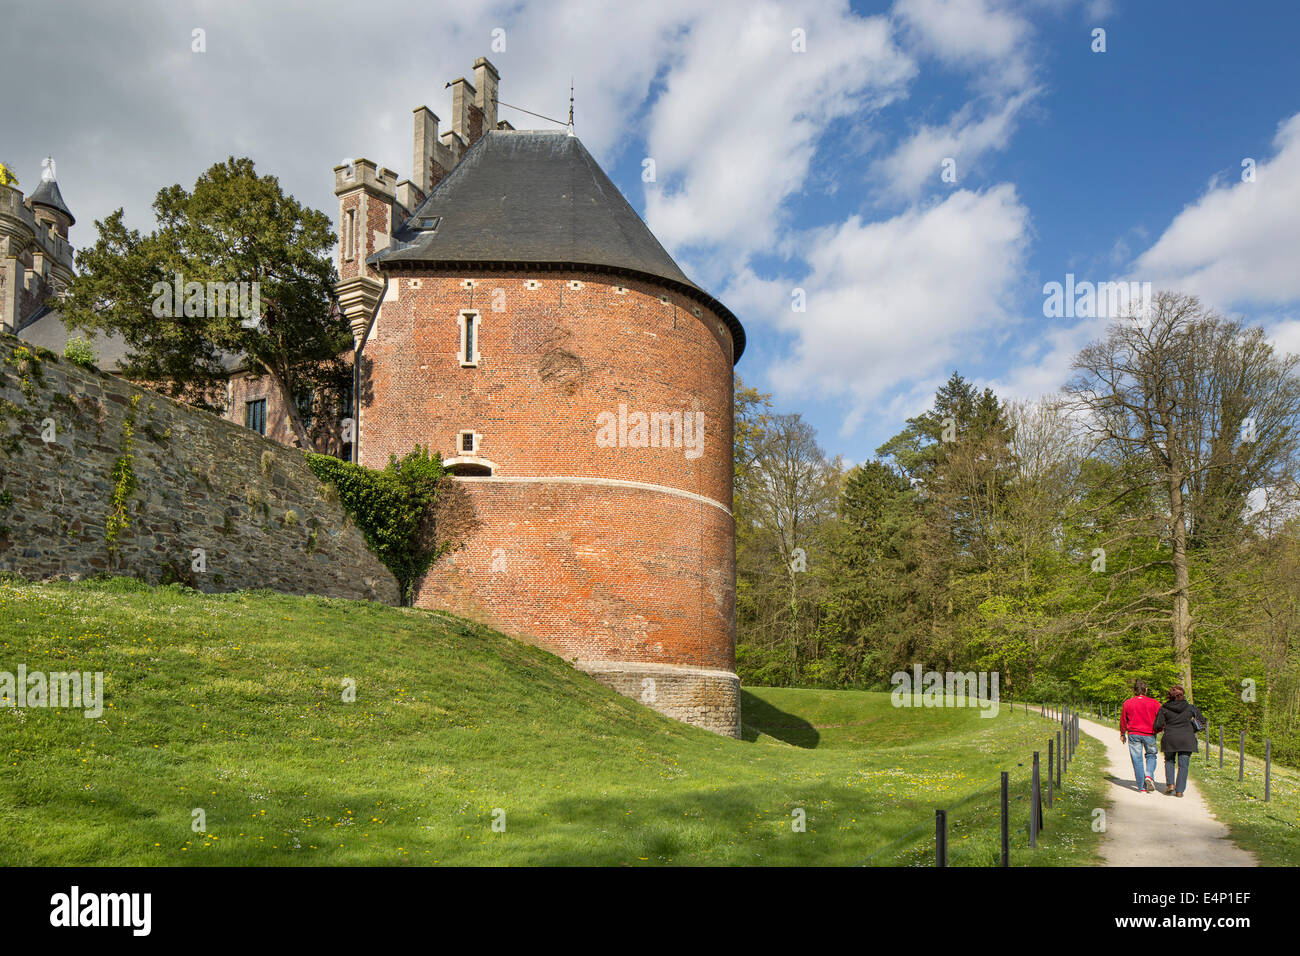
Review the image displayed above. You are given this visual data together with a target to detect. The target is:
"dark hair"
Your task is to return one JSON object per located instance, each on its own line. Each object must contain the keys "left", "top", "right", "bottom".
{"left": 1133, "top": 679, "right": 1149, "bottom": 696}
{"left": 1167, "top": 685, "right": 1185, "bottom": 701}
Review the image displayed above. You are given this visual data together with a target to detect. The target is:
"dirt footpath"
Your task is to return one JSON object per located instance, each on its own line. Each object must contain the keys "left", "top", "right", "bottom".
{"left": 1077, "top": 716, "right": 1256, "bottom": 866}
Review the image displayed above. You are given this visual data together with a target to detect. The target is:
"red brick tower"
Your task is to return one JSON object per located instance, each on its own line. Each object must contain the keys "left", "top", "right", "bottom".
{"left": 334, "top": 59, "right": 746, "bottom": 736}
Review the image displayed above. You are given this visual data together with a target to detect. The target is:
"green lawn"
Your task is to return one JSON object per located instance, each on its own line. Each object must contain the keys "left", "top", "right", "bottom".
{"left": 1191, "top": 742, "right": 1300, "bottom": 866}
{"left": 0, "top": 577, "right": 1105, "bottom": 866}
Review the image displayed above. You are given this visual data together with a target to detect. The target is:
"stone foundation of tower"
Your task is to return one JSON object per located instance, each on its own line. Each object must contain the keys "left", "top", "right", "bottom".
{"left": 577, "top": 661, "right": 741, "bottom": 737}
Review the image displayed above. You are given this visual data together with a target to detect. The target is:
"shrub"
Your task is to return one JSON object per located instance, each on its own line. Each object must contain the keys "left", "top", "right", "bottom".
{"left": 307, "top": 446, "right": 450, "bottom": 604}
{"left": 63, "top": 336, "right": 98, "bottom": 370}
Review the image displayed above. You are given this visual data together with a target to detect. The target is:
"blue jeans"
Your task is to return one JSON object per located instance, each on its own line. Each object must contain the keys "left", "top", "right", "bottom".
{"left": 1127, "top": 734, "right": 1158, "bottom": 787}
{"left": 1165, "top": 752, "right": 1191, "bottom": 793}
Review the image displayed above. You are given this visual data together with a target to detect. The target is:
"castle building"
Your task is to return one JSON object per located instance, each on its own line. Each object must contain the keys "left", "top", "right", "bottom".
{"left": 0, "top": 160, "right": 130, "bottom": 368}
{"left": 336, "top": 57, "right": 746, "bottom": 735}
{"left": 0, "top": 161, "right": 341, "bottom": 453}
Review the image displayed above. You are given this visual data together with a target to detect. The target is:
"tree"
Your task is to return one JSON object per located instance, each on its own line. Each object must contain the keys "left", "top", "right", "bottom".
{"left": 307, "top": 447, "right": 453, "bottom": 605}
{"left": 732, "top": 385, "right": 840, "bottom": 683}
{"left": 823, "top": 460, "right": 921, "bottom": 682}
{"left": 877, "top": 372, "right": 1014, "bottom": 637}
{"left": 1066, "top": 292, "right": 1300, "bottom": 699}
{"left": 62, "top": 157, "right": 350, "bottom": 447}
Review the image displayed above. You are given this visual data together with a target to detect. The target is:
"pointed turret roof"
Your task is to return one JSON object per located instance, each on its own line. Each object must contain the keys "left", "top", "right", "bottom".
{"left": 370, "top": 129, "right": 744, "bottom": 361}
{"left": 30, "top": 174, "right": 74, "bottom": 226}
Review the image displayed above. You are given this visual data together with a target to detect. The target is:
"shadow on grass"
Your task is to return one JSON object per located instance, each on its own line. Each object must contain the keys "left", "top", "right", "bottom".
{"left": 522, "top": 783, "right": 870, "bottom": 865}
{"left": 739, "top": 690, "right": 820, "bottom": 748}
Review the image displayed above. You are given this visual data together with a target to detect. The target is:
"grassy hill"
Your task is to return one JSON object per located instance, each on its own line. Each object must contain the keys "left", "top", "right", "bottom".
{"left": 0, "top": 577, "right": 1105, "bottom": 866}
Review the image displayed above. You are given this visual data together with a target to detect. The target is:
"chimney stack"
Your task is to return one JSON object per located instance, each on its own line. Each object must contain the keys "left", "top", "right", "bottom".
{"left": 473, "top": 57, "right": 500, "bottom": 132}
{"left": 448, "top": 76, "right": 475, "bottom": 147}
{"left": 412, "top": 106, "right": 440, "bottom": 195}
{"left": 411, "top": 57, "right": 502, "bottom": 196}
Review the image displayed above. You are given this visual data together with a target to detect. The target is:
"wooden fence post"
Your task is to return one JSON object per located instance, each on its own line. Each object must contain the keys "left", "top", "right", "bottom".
{"left": 1031, "top": 752, "right": 1040, "bottom": 848}
{"left": 1265, "top": 740, "right": 1272, "bottom": 802}
{"left": 936, "top": 809, "right": 947, "bottom": 866}
{"left": 1048, "top": 737, "right": 1055, "bottom": 806}
{"left": 1239, "top": 730, "right": 1245, "bottom": 782}
{"left": 1000, "top": 771, "right": 1009, "bottom": 867}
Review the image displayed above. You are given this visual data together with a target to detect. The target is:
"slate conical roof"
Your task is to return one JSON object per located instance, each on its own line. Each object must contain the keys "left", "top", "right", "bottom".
{"left": 370, "top": 130, "right": 744, "bottom": 362}
{"left": 29, "top": 176, "right": 74, "bottom": 226}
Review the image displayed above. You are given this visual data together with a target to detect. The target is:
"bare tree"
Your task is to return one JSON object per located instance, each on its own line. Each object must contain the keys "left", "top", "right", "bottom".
{"left": 744, "top": 413, "right": 840, "bottom": 677}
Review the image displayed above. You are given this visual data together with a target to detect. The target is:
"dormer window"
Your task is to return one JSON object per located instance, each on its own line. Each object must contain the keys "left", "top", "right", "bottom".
{"left": 459, "top": 310, "right": 480, "bottom": 366}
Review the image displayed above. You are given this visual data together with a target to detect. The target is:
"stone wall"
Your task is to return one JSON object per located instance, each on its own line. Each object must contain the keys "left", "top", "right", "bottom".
{"left": 578, "top": 661, "right": 741, "bottom": 738}
{"left": 0, "top": 335, "right": 399, "bottom": 603}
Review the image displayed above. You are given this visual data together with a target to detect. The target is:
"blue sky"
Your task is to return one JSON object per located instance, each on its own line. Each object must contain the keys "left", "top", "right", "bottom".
{"left": 4, "top": 0, "right": 1298, "bottom": 465}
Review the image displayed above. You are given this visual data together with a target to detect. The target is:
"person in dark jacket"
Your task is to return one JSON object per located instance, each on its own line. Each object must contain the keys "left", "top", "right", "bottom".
{"left": 1153, "top": 685, "right": 1199, "bottom": 796}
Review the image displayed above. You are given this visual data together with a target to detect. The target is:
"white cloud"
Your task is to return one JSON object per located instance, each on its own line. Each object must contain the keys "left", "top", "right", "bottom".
{"left": 1133, "top": 112, "right": 1300, "bottom": 309}
{"left": 727, "top": 184, "right": 1031, "bottom": 433}
{"left": 987, "top": 318, "right": 1095, "bottom": 403}
{"left": 642, "top": 1, "right": 914, "bottom": 268}
{"left": 893, "top": 0, "right": 1033, "bottom": 92}
{"left": 872, "top": 88, "right": 1036, "bottom": 199}
{"left": 0, "top": 0, "right": 736, "bottom": 243}
{"left": 1269, "top": 318, "right": 1300, "bottom": 358}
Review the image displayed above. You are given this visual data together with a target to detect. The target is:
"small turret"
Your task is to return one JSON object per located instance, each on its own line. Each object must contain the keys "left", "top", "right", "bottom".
{"left": 29, "top": 157, "right": 75, "bottom": 239}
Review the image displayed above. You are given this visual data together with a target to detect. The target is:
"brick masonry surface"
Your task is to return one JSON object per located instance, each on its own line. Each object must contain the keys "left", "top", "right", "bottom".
{"left": 0, "top": 335, "right": 399, "bottom": 603}
{"left": 363, "top": 269, "right": 741, "bottom": 735}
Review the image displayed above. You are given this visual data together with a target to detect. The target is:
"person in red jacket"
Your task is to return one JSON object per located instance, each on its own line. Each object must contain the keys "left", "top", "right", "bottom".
{"left": 1119, "top": 679, "right": 1162, "bottom": 792}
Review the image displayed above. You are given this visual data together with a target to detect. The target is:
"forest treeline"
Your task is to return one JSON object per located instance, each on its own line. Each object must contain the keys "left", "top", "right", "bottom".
{"left": 734, "top": 293, "right": 1300, "bottom": 762}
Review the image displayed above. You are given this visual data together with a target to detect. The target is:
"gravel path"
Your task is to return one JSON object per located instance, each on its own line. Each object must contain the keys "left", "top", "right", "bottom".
{"left": 1077, "top": 716, "right": 1256, "bottom": 866}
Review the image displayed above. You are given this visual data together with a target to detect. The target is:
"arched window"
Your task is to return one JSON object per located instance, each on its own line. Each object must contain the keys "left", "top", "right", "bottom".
{"left": 444, "top": 460, "right": 494, "bottom": 477}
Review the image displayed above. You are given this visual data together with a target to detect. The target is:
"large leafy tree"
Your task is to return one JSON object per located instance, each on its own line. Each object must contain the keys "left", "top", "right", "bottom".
{"left": 62, "top": 157, "right": 350, "bottom": 447}
{"left": 1066, "top": 292, "right": 1300, "bottom": 699}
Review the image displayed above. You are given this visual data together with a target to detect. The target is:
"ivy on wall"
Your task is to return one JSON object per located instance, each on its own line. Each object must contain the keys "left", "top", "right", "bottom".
{"left": 105, "top": 394, "right": 141, "bottom": 554}
{"left": 306, "top": 446, "right": 451, "bottom": 605}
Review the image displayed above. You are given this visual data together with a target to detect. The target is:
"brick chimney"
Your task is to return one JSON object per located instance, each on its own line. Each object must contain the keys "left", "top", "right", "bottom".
{"left": 448, "top": 76, "right": 475, "bottom": 149}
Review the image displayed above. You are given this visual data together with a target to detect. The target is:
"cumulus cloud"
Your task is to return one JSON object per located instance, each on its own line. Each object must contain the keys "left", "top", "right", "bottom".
{"left": 0, "top": 0, "right": 754, "bottom": 242}
{"left": 726, "top": 184, "right": 1031, "bottom": 433}
{"left": 872, "top": 88, "right": 1036, "bottom": 199}
{"left": 893, "top": 0, "right": 1033, "bottom": 92}
{"left": 642, "top": 1, "right": 914, "bottom": 266}
{"left": 1133, "top": 112, "right": 1300, "bottom": 309}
